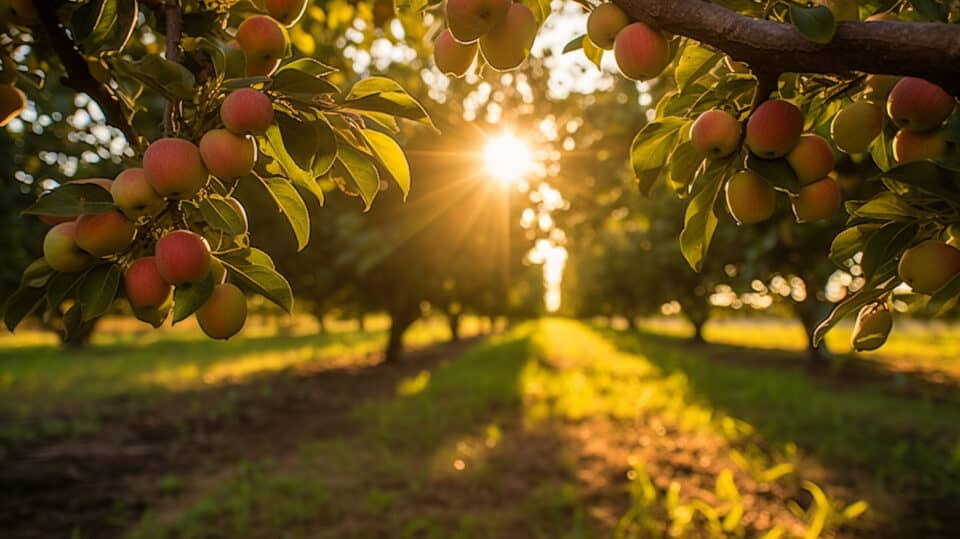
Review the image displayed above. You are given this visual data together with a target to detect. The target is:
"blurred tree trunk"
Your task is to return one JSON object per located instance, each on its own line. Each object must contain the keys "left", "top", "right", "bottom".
{"left": 448, "top": 313, "right": 461, "bottom": 342}
{"left": 58, "top": 319, "right": 97, "bottom": 349}
{"left": 385, "top": 304, "right": 418, "bottom": 363}
{"left": 356, "top": 314, "right": 366, "bottom": 332}
{"left": 313, "top": 308, "right": 326, "bottom": 333}
{"left": 680, "top": 296, "right": 709, "bottom": 344}
{"left": 626, "top": 314, "right": 637, "bottom": 331}
{"left": 794, "top": 294, "right": 832, "bottom": 364}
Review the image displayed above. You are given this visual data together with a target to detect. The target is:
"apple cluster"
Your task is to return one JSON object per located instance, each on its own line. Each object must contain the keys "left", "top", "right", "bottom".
{"left": 586, "top": 3, "right": 671, "bottom": 81}
{"left": 434, "top": 0, "right": 537, "bottom": 76}
{"left": 689, "top": 100, "right": 842, "bottom": 226}
{"left": 31, "top": 0, "right": 306, "bottom": 340}
{"left": 0, "top": 1, "right": 34, "bottom": 127}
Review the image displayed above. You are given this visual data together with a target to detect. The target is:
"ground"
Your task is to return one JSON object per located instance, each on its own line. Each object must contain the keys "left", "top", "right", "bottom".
{"left": 1, "top": 315, "right": 959, "bottom": 538}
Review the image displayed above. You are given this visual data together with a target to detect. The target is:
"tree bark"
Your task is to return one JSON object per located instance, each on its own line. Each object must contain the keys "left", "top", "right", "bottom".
{"left": 613, "top": 0, "right": 960, "bottom": 95}
{"left": 795, "top": 294, "right": 832, "bottom": 364}
{"left": 690, "top": 320, "right": 706, "bottom": 344}
{"left": 385, "top": 306, "right": 418, "bottom": 363}
{"left": 447, "top": 313, "right": 461, "bottom": 342}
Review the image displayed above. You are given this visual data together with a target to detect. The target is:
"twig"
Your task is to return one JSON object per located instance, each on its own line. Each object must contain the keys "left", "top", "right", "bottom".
{"left": 750, "top": 70, "right": 781, "bottom": 111}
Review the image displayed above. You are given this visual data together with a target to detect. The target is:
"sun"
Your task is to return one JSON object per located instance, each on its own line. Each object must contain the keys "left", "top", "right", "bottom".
{"left": 484, "top": 132, "right": 534, "bottom": 185}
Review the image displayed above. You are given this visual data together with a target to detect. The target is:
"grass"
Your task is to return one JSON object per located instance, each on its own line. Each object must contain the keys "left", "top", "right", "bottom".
{"left": 6, "top": 316, "right": 960, "bottom": 537}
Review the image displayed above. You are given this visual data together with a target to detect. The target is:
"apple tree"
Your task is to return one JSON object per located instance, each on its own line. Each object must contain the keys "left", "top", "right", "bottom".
{"left": 1, "top": 0, "right": 429, "bottom": 340}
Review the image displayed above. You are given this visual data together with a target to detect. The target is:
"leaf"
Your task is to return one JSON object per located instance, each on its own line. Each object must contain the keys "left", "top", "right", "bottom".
{"left": 908, "top": 0, "right": 948, "bottom": 22}
{"left": 254, "top": 175, "right": 310, "bottom": 250}
{"left": 562, "top": 35, "right": 585, "bottom": 54}
{"left": 829, "top": 224, "right": 881, "bottom": 266}
{"left": 881, "top": 161, "right": 956, "bottom": 199}
{"left": 860, "top": 221, "right": 918, "bottom": 281}
{"left": 112, "top": 54, "right": 196, "bottom": 100}
{"left": 3, "top": 285, "right": 45, "bottom": 331}
{"left": 272, "top": 59, "right": 339, "bottom": 95}
{"left": 675, "top": 45, "right": 722, "bottom": 93}
{"left": 868, "top": 125, "right": 894, "bottom": 172}
{"left": 630, "top": 118, "right": 691, "bottom": 179}
{"left": 850, "top": 192, "right": 924, "bottom": 221}
{"left": 47, "top": 271, "right": 88, "bottom": 308}
{"left": 668, "top": 142, "right": 703, "bottom": 194}
{"left": 926, "top": 272, "right": 960, "bottom": 316}
{"left": 745, "top": 154, "right": 801, "bottom": 194}
{"left": 264, "top": 120, "right": 325, "bottom": 206}
{"left": 841, "top": 500, "right": 870, "bottom": 521}
{"left": 199, "top": 196, "right": 247, "bottom": 236}
{"left": 224, "top": 247, "right": 276, "bottom": 269}
{"left": 77, "top": 263, "right": 121, "bottom": 321}
{"left": 23, "top": 184, "right": 114, "bottom": 217}
{"left": 813, "top": 277, "right": 898, "bottom": 345}
{"left": 220, "top": 259, "right": 293, "bottom": 313}
{"left": 680, "top": 162, "right": 726, "bottom": 271}
{"left": 582, "top": 36, "right": 604, "bottom": 71}
{"left": 20, "top": 258, "right": 54, "bottom": 288}
{"left": 361, "top": 129, "right": 410, "bottom": 199}
{"left": 172, "top": 272, "right": 214, "bottom": 324}
{"left": 344, "top": 77, "right": 434, "bottom": 128}
{"left": 337, "top": 146, "right": 381, "bottom": 210}
{"left": 789, "top": 5, "right": 836, "bottom": 44}
{"left": 313, "top": 117, "right": 338, "bottom": 177}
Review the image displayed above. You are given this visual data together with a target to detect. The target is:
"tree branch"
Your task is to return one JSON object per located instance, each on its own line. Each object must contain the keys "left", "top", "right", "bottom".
{"left": 33, "top": 2, "right": 140, "bottom": 145}
{"left": 163, "top": 0, "right": 183, "bottom": 136}
{"left": 613, "top": 0, "right": 960, "bottom": 96}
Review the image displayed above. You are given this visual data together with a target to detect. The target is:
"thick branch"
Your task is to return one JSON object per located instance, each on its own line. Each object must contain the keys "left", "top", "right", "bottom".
{"left": 34, "top": 2, "right": 139, "bottom": 144}
{"left": 614, "top": 0, "right": 960, "bottom": 96}
{"left": 163, "top": 0, "right": 183, "bottom": 135}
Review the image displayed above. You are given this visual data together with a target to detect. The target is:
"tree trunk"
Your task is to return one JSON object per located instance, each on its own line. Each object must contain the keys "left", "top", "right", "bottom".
{"left": 356, "top": 314, "right": 365, "bottom": 332}
{"left": 448, "top": 313, "right": 461, "bottom": 343}
{"left": 690, "top": 320, "right": 705, "bottom": 344}
{"left": 679, "top": 295, "right": 709, "bottom": 344}
{"left": 315, "top": 313, "right": 326, "bottom": 333}
{"left": 58, "top": 319, "right": 96, "bottom": 349}
{"left": 794, "top": 294, "right": 832, "bottom": 364}
{"left": 385, "top": 306, "right": 418, "bottom": 363}
{"left": 626, "top": 315, "right": 638, "bottom": 332}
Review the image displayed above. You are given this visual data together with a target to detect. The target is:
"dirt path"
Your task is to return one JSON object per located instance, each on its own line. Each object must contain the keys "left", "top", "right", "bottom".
{"left": 0, "top": 338, "right": 482, "bottom": 539}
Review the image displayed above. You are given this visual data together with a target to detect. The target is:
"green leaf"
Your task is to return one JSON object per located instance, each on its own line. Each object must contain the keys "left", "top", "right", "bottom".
{"left": 3, "top": 285, "right": 45, "bottom": 332}
{"left": 630, "top": 118, "right": 690, "bottom": 179}
{"left": 225, "top": 247, "right": 276, "bottom": 269}
{"left": 813, "top": 277, "right": 898, "bottom": 346}
{"left": 850, "top": 191, "right": 925, "bottom": 221}
{"left": 926, "top": 272, "right": 960, "bottom": 315}
{"left": 789, "top": 5, "right": 836, "bottom": 44}
{"left": 908, "top": 0, "right": 948, "bottom": 22}
{"left": 172, "top": 272, "right": 214, "bottom": 324}
{"left": 860, "top": 221, "right": 918, "bottom": 281}
{"left": 582, "top": 36, "right": 604, "bottom": 71}
{"left": 680, "top": 162, "right": 726, "bottom": 271}
{"left": 47, "top": 271, "right": 88, "bottom": 308}
{"left": 77, "top": 263, "right": 121, "bottom": 321}
{"left": 668, "top": 142, "right": 703, "bottom": 194}
{"left": 337, "top": 146, "right": 381, "bottom": 210}
{"left": 675, "top": 45, "right": 722, "bottom": 93}
{"left": 20, "top": 258, "right": 54, "bottom": 288}
{"left": 113, "top": 54, "right": 196, "bottom": 100}
{"left": 562, "top": 35, "right": 585, "bottom": 54}
{"left": 313, "top": 117, "right": 338, "bottom": 177}
{"left": 264, "top": 121, "right": 325, "bottom": 206}
{"left": 829, "top": 224, "right": 881, "bottom": 266}
{"left": 220, "top": 259, "right": 293, "bottom": 313}
{"left": 272, "top": 59, "right": 339, "bottom": 95}
{"left": 868, "top": 125, "right": 894, "bottom": 171}
{"left": 22, "top": 184, "right": 114, "bottom": 217}
{"left": 62, "top": 303, "right": 88, "bottom": 343}
{"left": 199, "top": 196, "right": 247, "bottom": 236}
{"left": 745, "top": 154, "right": 801, "bottom": 194}
{"left": 254, "top": 175, "right": 310, "bottom": 250}
{"left": 881, "top": 161, "right": 956, "bottom": 199}
{"left": 344, "top": 77, "right": 434, "bottom": 128}
{"left": 361, "top": 129, "right": 410, "bottom": 199}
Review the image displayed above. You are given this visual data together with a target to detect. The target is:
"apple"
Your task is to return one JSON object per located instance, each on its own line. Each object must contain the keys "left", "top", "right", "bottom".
{"left": 898, "top": 240, "right": 960, "bottom": 294}
{"left": 831, "top": 100, "right": 883, "bottom": 154}
{"left": 43, "top": 221, "right": 95, "bottom": 273}
{"left": 725, "top": 170, "right": 776, "bottom": 225}
{"left": 690, "top": 109, "right": 741, "bottom": 159}
{"left": 892, "top": 128, "right": 947, "bottom": 164}
{"left": 613, "top": 22, "right": 671, "bottom": 81}
{"left": 199, "top": 129, "right": 257, "bottom": 181}
{"left": 864, "top": 74, "right": 900, "bottom": 104}
{"left": 235, "top": 15, "right": 287, "bottom": 77}
{"left": 124, "top": 256, "right": 173, "bottom": 310}
{"left": 74, "top": 211, "right": 137, "bottom": 257}
{"left": 0, "top": 84, "right": 25, "bottom": 127}
{"left": 220, "top": 88, "right": 274, "bottom": 135}
{"left": 434, "top": 29, "right": 477, "bottom": 77}
{"left": 143, "top": 138, "right": 208, "bottom": 199}
{"left": 886, "top": 77, "right": 955, "bottom": 132}
{"left": 745, "top": 100, "right": 804, "bottom": 159}
{"left": 786, "top": 134, "right": 835, "bottom": 185}
{"left": 791, "top": 176, "right": 841, "bottom": 223}
{"left": 446, "top": 0, "right": 511, "bottom": 44}
{"left": 155, "top": 230, "right": 212, "bottom": 285}
{"left": 265, "top": 0, "right": 308, "bottom": 27}
{"left": 478, "top": 3, "right": 537, "bottom": 72}
{"left": 111, "top": 168, "right": 165, "bottom": 219}
{"left": 851, "top": 307, "right": 892, "bottom": 352}
{"left": 586, "top": 3, "right": 629, "bottom": 50}
{"left": 196, "top": 283, "right": 248, "bottom": 339}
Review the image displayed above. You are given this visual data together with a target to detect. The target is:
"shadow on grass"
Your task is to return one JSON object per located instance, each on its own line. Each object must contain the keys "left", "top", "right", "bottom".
{"left": 599, "top": 327, "right": 960, "bottom": 537}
